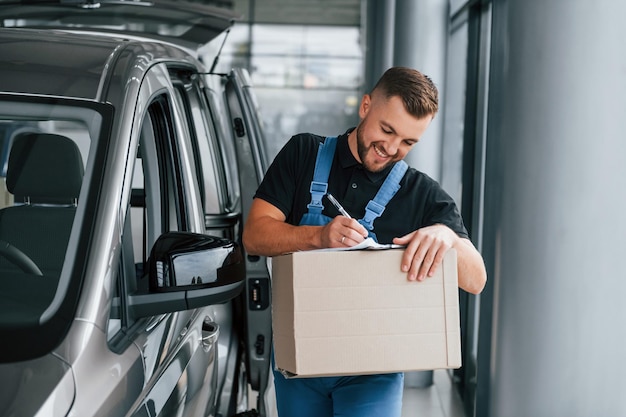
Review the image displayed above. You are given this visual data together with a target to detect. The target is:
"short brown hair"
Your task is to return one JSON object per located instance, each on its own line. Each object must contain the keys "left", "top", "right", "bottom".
{"left": 371, "top": 67, "right": 439, "bottom": 118}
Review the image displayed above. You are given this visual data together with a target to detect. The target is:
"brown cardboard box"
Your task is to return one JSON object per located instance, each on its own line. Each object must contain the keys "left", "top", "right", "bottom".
{"left": 271, "top": 248, "right": 461, "bottom": 378}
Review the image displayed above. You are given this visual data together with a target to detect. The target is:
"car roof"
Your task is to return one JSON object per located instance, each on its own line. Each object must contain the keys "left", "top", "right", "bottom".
{"left": 0, "top": 27, "right": 195, "bottom": 100}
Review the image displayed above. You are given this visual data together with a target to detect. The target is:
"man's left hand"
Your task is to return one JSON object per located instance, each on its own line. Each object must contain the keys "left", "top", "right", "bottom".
{"left": 392, "top": 224, "right": 458, "bottom": 281}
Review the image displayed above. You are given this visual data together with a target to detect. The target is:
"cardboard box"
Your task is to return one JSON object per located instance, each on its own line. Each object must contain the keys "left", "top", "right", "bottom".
{"left": 271, "top": 248, "right": 461, "bottom": 378}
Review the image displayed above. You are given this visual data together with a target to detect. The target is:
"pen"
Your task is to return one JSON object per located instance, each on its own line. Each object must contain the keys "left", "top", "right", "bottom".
{"left": 327, "top": 193, "right": 352, "bottom": 219}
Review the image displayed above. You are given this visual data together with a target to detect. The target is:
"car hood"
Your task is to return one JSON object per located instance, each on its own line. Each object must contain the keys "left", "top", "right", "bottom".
{"left": 0, "top": 0, "right": 239, "bottom": 49}
{"left": 0, "top": 353, "right": 74, "bottom": 416}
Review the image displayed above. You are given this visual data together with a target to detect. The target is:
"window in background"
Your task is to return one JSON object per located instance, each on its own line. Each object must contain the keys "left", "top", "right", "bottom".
{"left": 204, "top": 23, "right": 363, "bottom": 160}
{"left": 441, "top": 15, "right": 469, "bottom": 206}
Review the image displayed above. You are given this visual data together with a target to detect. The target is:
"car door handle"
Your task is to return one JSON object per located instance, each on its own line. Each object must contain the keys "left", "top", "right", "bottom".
{"left": 201, "top": 319, "right": 220, "bottom": 349}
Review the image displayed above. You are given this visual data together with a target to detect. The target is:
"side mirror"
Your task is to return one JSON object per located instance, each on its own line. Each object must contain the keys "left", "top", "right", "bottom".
{"left": 128, "top": 231, "right": 245, "bottom": 318}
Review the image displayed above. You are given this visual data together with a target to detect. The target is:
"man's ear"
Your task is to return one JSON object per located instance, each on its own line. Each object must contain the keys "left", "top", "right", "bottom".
{"left": 359, "top": 94, "right": 371, "bottom": 118}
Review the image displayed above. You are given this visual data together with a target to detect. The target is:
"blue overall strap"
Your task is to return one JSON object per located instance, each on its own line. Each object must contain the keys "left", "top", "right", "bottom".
{"left": 306, "top": 136, "right": 338, "bottom": 215}
{"left": 359, "top": 160, "right": 409, "bottom": 231}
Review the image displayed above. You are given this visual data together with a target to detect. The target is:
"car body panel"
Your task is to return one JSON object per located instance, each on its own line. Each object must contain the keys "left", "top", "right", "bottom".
{"left": 0, "top": 353, "right": 75, "bottom": 417}
{"left": 53, "top": 320, "right": 145, "bottom": 416}
{"left": 0, "top": 28, "right": 121, "bottom": 99}
{"left": 125, "top": 310, "right": 220, "bottom": 417}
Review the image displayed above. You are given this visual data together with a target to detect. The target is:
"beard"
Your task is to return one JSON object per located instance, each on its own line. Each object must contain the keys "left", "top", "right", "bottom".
{"left": 355, "top": 123, "right": 397, "bottom": 173}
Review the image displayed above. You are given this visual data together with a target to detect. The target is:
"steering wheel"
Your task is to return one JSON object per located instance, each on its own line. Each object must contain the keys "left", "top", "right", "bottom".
{"left": 0, "top": 240, "right": 43, "bottom": 276}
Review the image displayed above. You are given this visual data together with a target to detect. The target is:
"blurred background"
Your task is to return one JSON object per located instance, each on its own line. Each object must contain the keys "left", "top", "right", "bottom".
{"left": 202, "top": 9, "right": 364, "bottom": 159}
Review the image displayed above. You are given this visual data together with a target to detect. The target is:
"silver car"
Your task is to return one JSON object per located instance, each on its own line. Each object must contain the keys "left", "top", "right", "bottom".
{"left": 0, "top": 1, "right": 273, "bottom": 416}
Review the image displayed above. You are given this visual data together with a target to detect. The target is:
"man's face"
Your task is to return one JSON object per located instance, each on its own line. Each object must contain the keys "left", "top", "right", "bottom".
{"left": 351, "top": 94, "right": 433, "bottom": 173}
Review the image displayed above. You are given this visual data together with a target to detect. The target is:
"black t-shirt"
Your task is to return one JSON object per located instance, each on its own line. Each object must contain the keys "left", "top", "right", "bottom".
{"left": 254, "top": 130, "right": 469, "bottom": 244}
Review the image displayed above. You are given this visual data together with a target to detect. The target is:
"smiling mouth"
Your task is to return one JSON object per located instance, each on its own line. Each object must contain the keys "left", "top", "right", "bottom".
{"left": 373, "top": 144, "right": 389, "bottom": 159}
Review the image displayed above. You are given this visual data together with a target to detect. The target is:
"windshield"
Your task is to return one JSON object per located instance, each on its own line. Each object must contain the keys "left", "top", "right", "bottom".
{"left": 0, "top": 94, "right": 111, "bottom": 361}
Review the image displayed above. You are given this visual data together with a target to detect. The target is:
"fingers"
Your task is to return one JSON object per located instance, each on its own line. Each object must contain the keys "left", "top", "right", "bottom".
{"left": 404, "top": 243, "right": 446, "bottom": 281}
{"left": 399, "top": 225, "right": 455, "bottom": 281}
{"left": 326, "top": 216, "right": 368, "bottom": 248}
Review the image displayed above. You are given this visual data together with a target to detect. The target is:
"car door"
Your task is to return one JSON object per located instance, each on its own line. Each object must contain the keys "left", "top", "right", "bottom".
{"left": 186, "top": 67, "right": 274, "bottom": 416}
{"left": 221, "top": 68, "right": 274, "bottom": 415}
{"left": 168, "top": 65, "right": 253, "bottom": 417}
{"left": 108, "top": 63, "right": 223, "bottom": 417}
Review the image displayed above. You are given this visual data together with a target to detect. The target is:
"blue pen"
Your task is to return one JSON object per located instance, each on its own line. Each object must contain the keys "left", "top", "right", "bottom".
{"left": 327, "top": 193, "right": 352, "bottom": 218}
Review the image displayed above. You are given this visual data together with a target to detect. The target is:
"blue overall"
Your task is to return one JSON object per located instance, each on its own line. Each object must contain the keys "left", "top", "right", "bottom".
{"left": 273, "top": 136, "right": 408, "bottom": 417}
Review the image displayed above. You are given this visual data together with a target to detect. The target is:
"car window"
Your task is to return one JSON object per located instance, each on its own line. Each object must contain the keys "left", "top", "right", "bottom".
{"left": 203, "top": 82, "right": 242, "bottom": 214}
{"left": 0, "top": 97, "right": 110, "bottom": 361}
{"left": 170, "top": 68, "right": 242, "bottom": 239}
{"left": 170, "top": 69, "right": 228, "bottom": 216}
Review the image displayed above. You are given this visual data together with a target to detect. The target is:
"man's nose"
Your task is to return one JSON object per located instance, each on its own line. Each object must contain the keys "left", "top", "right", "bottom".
{"left": 385, "top": 138, "right": 401, "bottom": 156}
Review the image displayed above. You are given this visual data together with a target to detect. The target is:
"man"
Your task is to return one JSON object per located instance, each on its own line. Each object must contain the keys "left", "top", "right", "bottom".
{"left": 243, "top": 66, "right": 486, "bottom": 417}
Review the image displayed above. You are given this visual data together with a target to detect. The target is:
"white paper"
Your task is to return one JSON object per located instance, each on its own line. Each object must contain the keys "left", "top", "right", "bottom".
{"left": 313, "top": 237, "right": 404, "bottom": 252}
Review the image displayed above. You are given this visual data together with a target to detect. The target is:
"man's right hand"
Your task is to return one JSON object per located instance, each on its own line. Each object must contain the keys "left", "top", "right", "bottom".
{"left": 321, "top": 216, "right": 368, "bottom": 248}
{"left": 243, "top": 198, "right": 368, "bottom": 256}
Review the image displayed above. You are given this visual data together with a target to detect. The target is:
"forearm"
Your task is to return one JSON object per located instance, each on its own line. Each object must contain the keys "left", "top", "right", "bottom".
{"left": 243, "top": 216, "right": 323, "bottom": 257}
{"left": 454, "top": 238, "right": 487, "bottom": 294}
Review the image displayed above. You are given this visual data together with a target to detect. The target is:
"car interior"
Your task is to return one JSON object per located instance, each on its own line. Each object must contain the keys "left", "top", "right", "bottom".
{"left": 0, "top": 131, "right": 84, "bottom": 324}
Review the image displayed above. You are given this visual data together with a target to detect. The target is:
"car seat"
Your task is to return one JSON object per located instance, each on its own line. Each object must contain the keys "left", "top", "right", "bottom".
{"left": 0, "top": 132, "right": 84, "bottom": 277}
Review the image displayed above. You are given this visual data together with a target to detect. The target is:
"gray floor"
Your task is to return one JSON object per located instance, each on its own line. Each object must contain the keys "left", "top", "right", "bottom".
{"left": 402, "top": 370, "right": 465, "bottom": 417}
{"left": 261, "top": 369, "right": 465, "bottom": 417}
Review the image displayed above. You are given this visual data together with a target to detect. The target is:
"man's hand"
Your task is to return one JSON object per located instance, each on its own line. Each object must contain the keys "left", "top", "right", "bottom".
{"left": 321, "top": 216, "right": 368, "bottom": 248}
{"left": 393, "top": 224, "right": 457, "bottom": 281}
{"left": 243, "top": 198, "right": 369, "bottom": 256}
